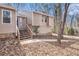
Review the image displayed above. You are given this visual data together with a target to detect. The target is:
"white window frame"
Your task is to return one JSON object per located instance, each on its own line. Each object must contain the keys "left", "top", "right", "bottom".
{"left": 1, "top": 9, "right": 12, "bottom": 24}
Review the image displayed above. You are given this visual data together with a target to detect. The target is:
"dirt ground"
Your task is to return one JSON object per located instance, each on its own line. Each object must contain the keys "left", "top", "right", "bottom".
{"left": 0, "top": 38, "right": 79, "bottom": 56}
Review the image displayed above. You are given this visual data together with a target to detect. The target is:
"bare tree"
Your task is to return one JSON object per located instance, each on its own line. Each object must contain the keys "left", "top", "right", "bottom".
{"left": 57, "top": 3, "right": 70, "bottom": 44}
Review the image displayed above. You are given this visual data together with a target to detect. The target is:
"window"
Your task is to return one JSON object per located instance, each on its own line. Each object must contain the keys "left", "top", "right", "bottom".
{"left": 42, "top": 15, "right": 46, "bottom": 22}
{"left": 42, "top": 19, "right": 43, "bottom": 22}
{"left": 45, "top": 16, "right": 47, "bottom": 22}
{"left": 2, "top": 10, "right": 11, "bottom": 23}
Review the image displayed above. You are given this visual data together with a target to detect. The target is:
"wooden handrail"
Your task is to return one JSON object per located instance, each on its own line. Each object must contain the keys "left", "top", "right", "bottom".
{"left": 16, "top": 26, "right": 20, "bottom": 43}
{"left": 26, "top": 24, "right": 33, "bottom": 35}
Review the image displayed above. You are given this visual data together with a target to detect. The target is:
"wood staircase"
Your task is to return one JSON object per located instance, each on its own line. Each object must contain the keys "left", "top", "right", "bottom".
{"left": 19, "top": 30, "right": 31, "bottom": 40}
{"left": 19, "top": 24, "right": 32, "bottom": 40}
{"left": 33, "top": 34, "right": 53, "bottom": 39}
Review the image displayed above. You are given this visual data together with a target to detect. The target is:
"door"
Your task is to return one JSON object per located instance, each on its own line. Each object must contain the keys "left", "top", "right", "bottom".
{"left": 18, "top": 18, "right": 23, "bottom": 30}
{"left": 17, "top": 17, "right": 27, "bottom": 30}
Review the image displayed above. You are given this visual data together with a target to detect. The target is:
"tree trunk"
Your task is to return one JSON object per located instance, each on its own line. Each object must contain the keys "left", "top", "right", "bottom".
{"left": 55, "top": 3, "right": 62, "bottom": 44}
{"left": 57, "top": 3, "right": 70, "bottom": 44}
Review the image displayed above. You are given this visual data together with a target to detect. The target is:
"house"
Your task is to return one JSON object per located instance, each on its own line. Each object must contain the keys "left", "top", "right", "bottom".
{"left": 17, "top": 10, "right": 54, "bottom": 35}
{"left": 32, "top": 11, "right": 54, "bottom": 34}
{"left": 0, "top": 4, "right": 17, "bottom": 38}
{"left": 0, "top": 4, "right": 54, "bottom": 39}
{"left": 32, "top": 11, "right": 54, "bottom": 27}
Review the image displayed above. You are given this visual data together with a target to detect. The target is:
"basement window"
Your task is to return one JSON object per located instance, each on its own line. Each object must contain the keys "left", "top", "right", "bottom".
{"left": 2, "top": 10, "right": 12, "bottom": 24}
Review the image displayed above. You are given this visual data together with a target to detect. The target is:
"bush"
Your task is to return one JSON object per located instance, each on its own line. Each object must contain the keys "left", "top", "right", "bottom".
{"left": 32, "top": 26, "right": 39, "bottom": 35}
{"left": 68, "top": 28, "right": 75, "bottom": 35}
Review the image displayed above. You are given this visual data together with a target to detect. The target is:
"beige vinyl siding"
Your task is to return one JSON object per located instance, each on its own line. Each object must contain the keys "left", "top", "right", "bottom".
{"left": 32, "top": 12, "right": 54, "bottom": 27}
{"left": 49, "top": 17, "right": 54, "bottom": 27}
{"left": 25, "top": 11, "right": 32, "bottom": 25}
{"left": 40, "top": 15, "right": 47, "bottom": 26}
{"left": 32, "top": 13, "right": 41, "bottom": 26}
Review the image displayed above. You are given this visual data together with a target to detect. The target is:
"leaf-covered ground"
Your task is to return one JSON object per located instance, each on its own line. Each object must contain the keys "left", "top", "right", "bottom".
{"left": 0, "top": 38, "right": 26, "bottom": 56}
{"left": 0, "top": 38, "right": 79, "bottom": 56}
{"left": 22, "top": 39, "right": 79, "bottom": 56}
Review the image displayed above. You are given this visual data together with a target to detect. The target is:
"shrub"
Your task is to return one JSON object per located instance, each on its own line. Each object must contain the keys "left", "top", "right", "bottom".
{"left": 51, "top": 27, "right": 57, "bottom": 33}
{"left": 32, "top": 26, "right": 39, "bottom": 35}
{"left": 68, "top": 28, "right": 75, "bottom": 35}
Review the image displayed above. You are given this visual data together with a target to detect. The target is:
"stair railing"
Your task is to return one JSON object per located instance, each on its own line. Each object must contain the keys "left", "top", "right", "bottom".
{"left": 26, "top": 24, "right": 33, "bottom": 37}
{"left": 16, "top": 26, "right": 20, "bottom": 42}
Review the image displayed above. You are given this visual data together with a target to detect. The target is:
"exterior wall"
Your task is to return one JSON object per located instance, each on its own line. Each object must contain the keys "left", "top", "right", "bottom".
{"left": 31, "top": 12, "right": 54, "bottom": 34}
{"left": 32, "top": 13, "right": 42, "bottom": 26}
{"left": 0, "top": 9, "right": 16, "bottom": 34}
{"left": 32, "top": 12, "right": 54, "bottom": 27}
{"left": 40, "top": 15, "right": 46, "bottom": 26}
{"left": 49, "top": 16, "right": 54, "bottom": 27}
{"left": 25, "top": 11, "right": 32, "bottom": 25}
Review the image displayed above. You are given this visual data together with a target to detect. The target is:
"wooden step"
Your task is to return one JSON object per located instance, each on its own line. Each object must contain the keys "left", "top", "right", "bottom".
{"left": 19, "top": 30, "right": 31, "bottom": 40}
{"left": 20, "top": 36, "right": 31, "bottom": 40}
{"left": 20, "top": 35, "right": 29, "bottom": 37}
{"left": 33, "top": 35, "right": 56, "bottom": 39}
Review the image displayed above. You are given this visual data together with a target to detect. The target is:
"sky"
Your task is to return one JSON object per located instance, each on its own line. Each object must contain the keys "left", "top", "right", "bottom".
{"left": 4, "top": 3, "right": 55, "bottom": 16}
{"left": 3, "top": 3, "right": 79, "bottom": 15}
{"left": 3, "top": 3, "right": 79, "bottom": 20}
{"left": 3, "top": 3, "right": 79, "bottom": 16}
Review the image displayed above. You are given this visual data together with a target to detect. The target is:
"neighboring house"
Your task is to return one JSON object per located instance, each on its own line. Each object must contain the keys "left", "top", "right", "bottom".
{"left": 0, "top": 4, "right": 16, "bottom": 38}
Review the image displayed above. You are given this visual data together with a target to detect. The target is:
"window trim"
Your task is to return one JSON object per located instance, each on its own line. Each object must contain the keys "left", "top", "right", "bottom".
{"left": 2, "top": 9, "right": 12, "bottom": 24}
